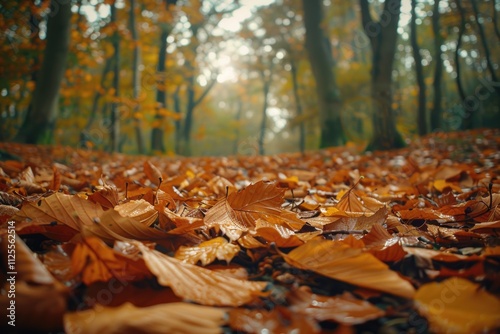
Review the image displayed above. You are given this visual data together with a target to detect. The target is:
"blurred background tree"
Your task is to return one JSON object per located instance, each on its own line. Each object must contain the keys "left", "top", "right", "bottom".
{"left": 0, "top": 0, "right": 498, "bottom": 155}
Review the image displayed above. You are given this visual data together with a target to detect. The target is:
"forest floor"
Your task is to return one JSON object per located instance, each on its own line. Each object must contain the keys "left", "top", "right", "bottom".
{"left": 0, "top": 128, "right": 499, "bottom": 334}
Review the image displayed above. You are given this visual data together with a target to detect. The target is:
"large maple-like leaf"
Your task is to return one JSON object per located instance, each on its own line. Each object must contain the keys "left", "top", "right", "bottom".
{"left": 64, "top": 302, "right": 226, "bottom": 334}
{"left": 280, "top": 238, "right": 415, "bottom": 299}
{"left": 14, "top": 192, "right": 105, "bottom": 230}
{"left": 175, "top": 237, "right": 240, "bottom": 265}
{"left": 415, "top": 277, "right": 500, "bottom": 333}
{"left": 136, "top": 242, "right": 267, "bottom": 306}
{"left": 205, "top": 181, "right": 304, "bottom": 240}
{"left": 71, "top": 237, "right": 150, "bottom": 285}
{"left": 288, "top": 286, "right": 384, "bottom": 325}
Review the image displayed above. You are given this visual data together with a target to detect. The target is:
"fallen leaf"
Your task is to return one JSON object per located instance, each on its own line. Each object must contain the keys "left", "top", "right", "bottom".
{"left": 288, "top": 286, "right": 385, "bottom": 325}
{"left": 64, "top": 302, "right": 226, "bottom": 334}
{"left": 228, "top": 307, "right": 319, "bottom": 334}
{"left": 415, "top": 277, "right": 500, "bottom": 333}
{"left": 14, "top": 192, "right": 105, "bottom": 231}
{"left": 280, "top": 238, "right": 415, "bottom": 299}
{"left": 71, "top": 237, "right": 150, "bottom": 285}
{"left": 114, "top": 199, "right": 158, "bottom": 226}
{"left": 136, "top": 242, "right": 267, "bottom": 306}
{"left": 175, "top": 237, "right": 240, "bottom": 265}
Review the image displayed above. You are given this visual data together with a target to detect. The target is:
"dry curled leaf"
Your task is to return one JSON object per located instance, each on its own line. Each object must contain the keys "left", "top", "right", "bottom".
{"left": 288, "top": 286, "right": 385, "bottom": 325}
{"left": 64, "top": 302, "right": 226, "bottom": 334}
{"left": 71, "top": 237, "right": 150, "bottom": 285}
{"left": 136, "top": 242, "right": 267, "bottom": 306}
{"left": 280, "top": 238, "right": 415, "bottom": 299}
{"left": 175, "top": 236, "right": 240, "bottom": 265}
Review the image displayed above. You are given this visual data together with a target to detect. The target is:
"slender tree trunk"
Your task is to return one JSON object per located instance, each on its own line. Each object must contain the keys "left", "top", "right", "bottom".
{"left": 454, "top": 0, "right": 469, "bottom": 129}
{"left": 14, "top": 0, "right": 71, "bottom": 144}
{"left": 151, "top": 28, "right": 168, "bottom": 153}
{"left": 360, "top": 0, "right": 405, "bottom": 150}
{"left": 233, "top": 98, "right": 242, "bottom": 155}
{"left": 110, "top": 1, "right": 120, "bottom": 152}
{"left": 130, "top": 0, "right": 145, "bottom": 154}
{"left": 290, "top": 57, "right": 305, "bottom": 153}
{"left": 410, "top": 0, "right": 427, "bottom": 136}
{"left": 302, "top": 0, "right": 346, "bottom": 148}
{"left": 493, "top": 0, "right": 500, "bottom": 41}
{"left": 430, "top": 0, "right": 444, "bottom": 131}
{"left": 173, "top": 85, "right": 182, "bottom": 154}
{"left": 258, "top": 63, "right": 274, "bottom": 156}
{"left": 471, "top": 0, "right": 500, "bottom": 93}
{"left": 151, "top": 0, "right": 177, "bottom": 153}
{"left": 80, "top": 56, "right": 113, "bottom": 148}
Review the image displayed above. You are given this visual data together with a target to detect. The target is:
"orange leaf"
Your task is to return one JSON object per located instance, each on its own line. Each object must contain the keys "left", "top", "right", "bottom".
{"left": 14, "top": 192, "right": 105, "bottom": 231}
{"left": 415, "top": 277, "right": 500, "bottom": 333}
{"left": 280, "top": 238, "right": 415, "bottom": 299}
{"left": 71, "top": 237, "right": 150, "bottom": 285}
{"left": 288, "top": 286, "right": 385, "bottom": 325}
{"left": 64, "top": 302, "right": 226, "bottom": 334}
{"left": 175, "top": 237, "right": 240, "bottom": 265}
{"left": 144, "top": 161, "right": 163, "bottom": 185}
{"left": 228, "top": 307, "right": 319, "bottom": 334}
{"left": 136, "top": 242, "right": 267, "bottom": 306}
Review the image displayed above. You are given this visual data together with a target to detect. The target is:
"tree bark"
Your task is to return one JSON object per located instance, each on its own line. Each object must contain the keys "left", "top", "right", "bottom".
{"left": 151, "top": 0, "right": 177, "bottom": 153}
{"left": 430, "top": 0, "right": 444, "bottom": 131}
{"left": 454, "top": 0, "right": 469, "bottom": 129}
{"left": 258, "top": 62, "right": 274, "bottom": 156}
{"left": 471, "top": 0, "right": 500, "bottom": 93}
{"left": 110, "top": 1, "right": 120, "bottom": 152}
{"left": 302, "top": 0, "right": 346, "bottom": 148}
{"left": 290, "top": 56, "right": 305, "bottom": 154}
{"left": 15, "top": 0, "right": 71, "bottom": 144}
{"left": 410, "top": 0, "right": 427, "bottom": 136}
{"left": 130, "top": 0, "right": 145, "bottom": 154}
{"left": 79, "top": 56, "right": 113, "bottom": 148}
{"left": 360, "top": 0, "right": 405, "bottom": 150}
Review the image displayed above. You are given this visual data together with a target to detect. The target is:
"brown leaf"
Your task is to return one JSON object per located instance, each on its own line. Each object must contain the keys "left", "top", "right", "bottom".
{"left": 228, "top": 307, "right": 319, "bottom": 334}
{"left": 288, "top": 286, "right": 385, "bottom": 325}
{"left": 114, "top": 199, "right": 158, "bottom": 226}
{"left": 415, "top": 277, "right": 500, "bottom": 333}
{"left": 280, "top": 238, "right": 415, "bottom": 299}
{"left": 175, "top": 237, "right": 240, "bottom": 265}
{"left": 14, "top": 192, "right": 105, "bottom": 231}
{"left": 205, "top": 181, "right": 304, "bottom": 240}
{"left": 136, "top": 242, "right": 267, "bottom": 306}
{"left": 64, "top": 302, "right": 226, "bottom": 334}
{"left": 88, "top": 182, "right": 120, "bottom": 209}
{"left": 71, "top": 237, "right": 150, "bottom": 285}
{"left": 144, "top": 160, "right": 163, "bottom": 185}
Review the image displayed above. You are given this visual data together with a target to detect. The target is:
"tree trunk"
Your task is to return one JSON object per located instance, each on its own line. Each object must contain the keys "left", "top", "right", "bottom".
{"left": 110, "top": 1, "right": 120, "bottom": 152}
{"left": 360, "top": 0, "right": 405, "bottom": 150}
{"left": 258, "top": 63, "right": 274, "bottom": 156}
{"left": 454, "top": 0, "right": 469, "bottom": 129}
{"left": 151, "top": 0, "right": 177, "bottom": 153}
{"left": 80, "top": 56, "right": 113, "bottom": 148}
{"left": 471, "top": 0, "right": 500, "bottom": 94}
{"left": 302, "top": 0, "right": 346, "bottom": 148}
{"left": 430, "top": 0, "right": 444, "bottom": 131}
{"left": 233, "top": 98, "right": 243, "bottom": 155}
{"left": 290, "top": 56, "right": 306, "bottom": 154}
{"left": 410, "top": 0, "right": 427, "bottom": 136}
{"left": 14, "top": 0, "right": 71, "bottom": 144}
{"left": 130, "top": 0, "right": 145, "bottom": 154}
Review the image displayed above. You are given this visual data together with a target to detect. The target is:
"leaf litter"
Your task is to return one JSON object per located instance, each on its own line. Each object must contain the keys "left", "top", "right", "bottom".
{"left": 0, "top": 129, "right": 500, "bottom": 333}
